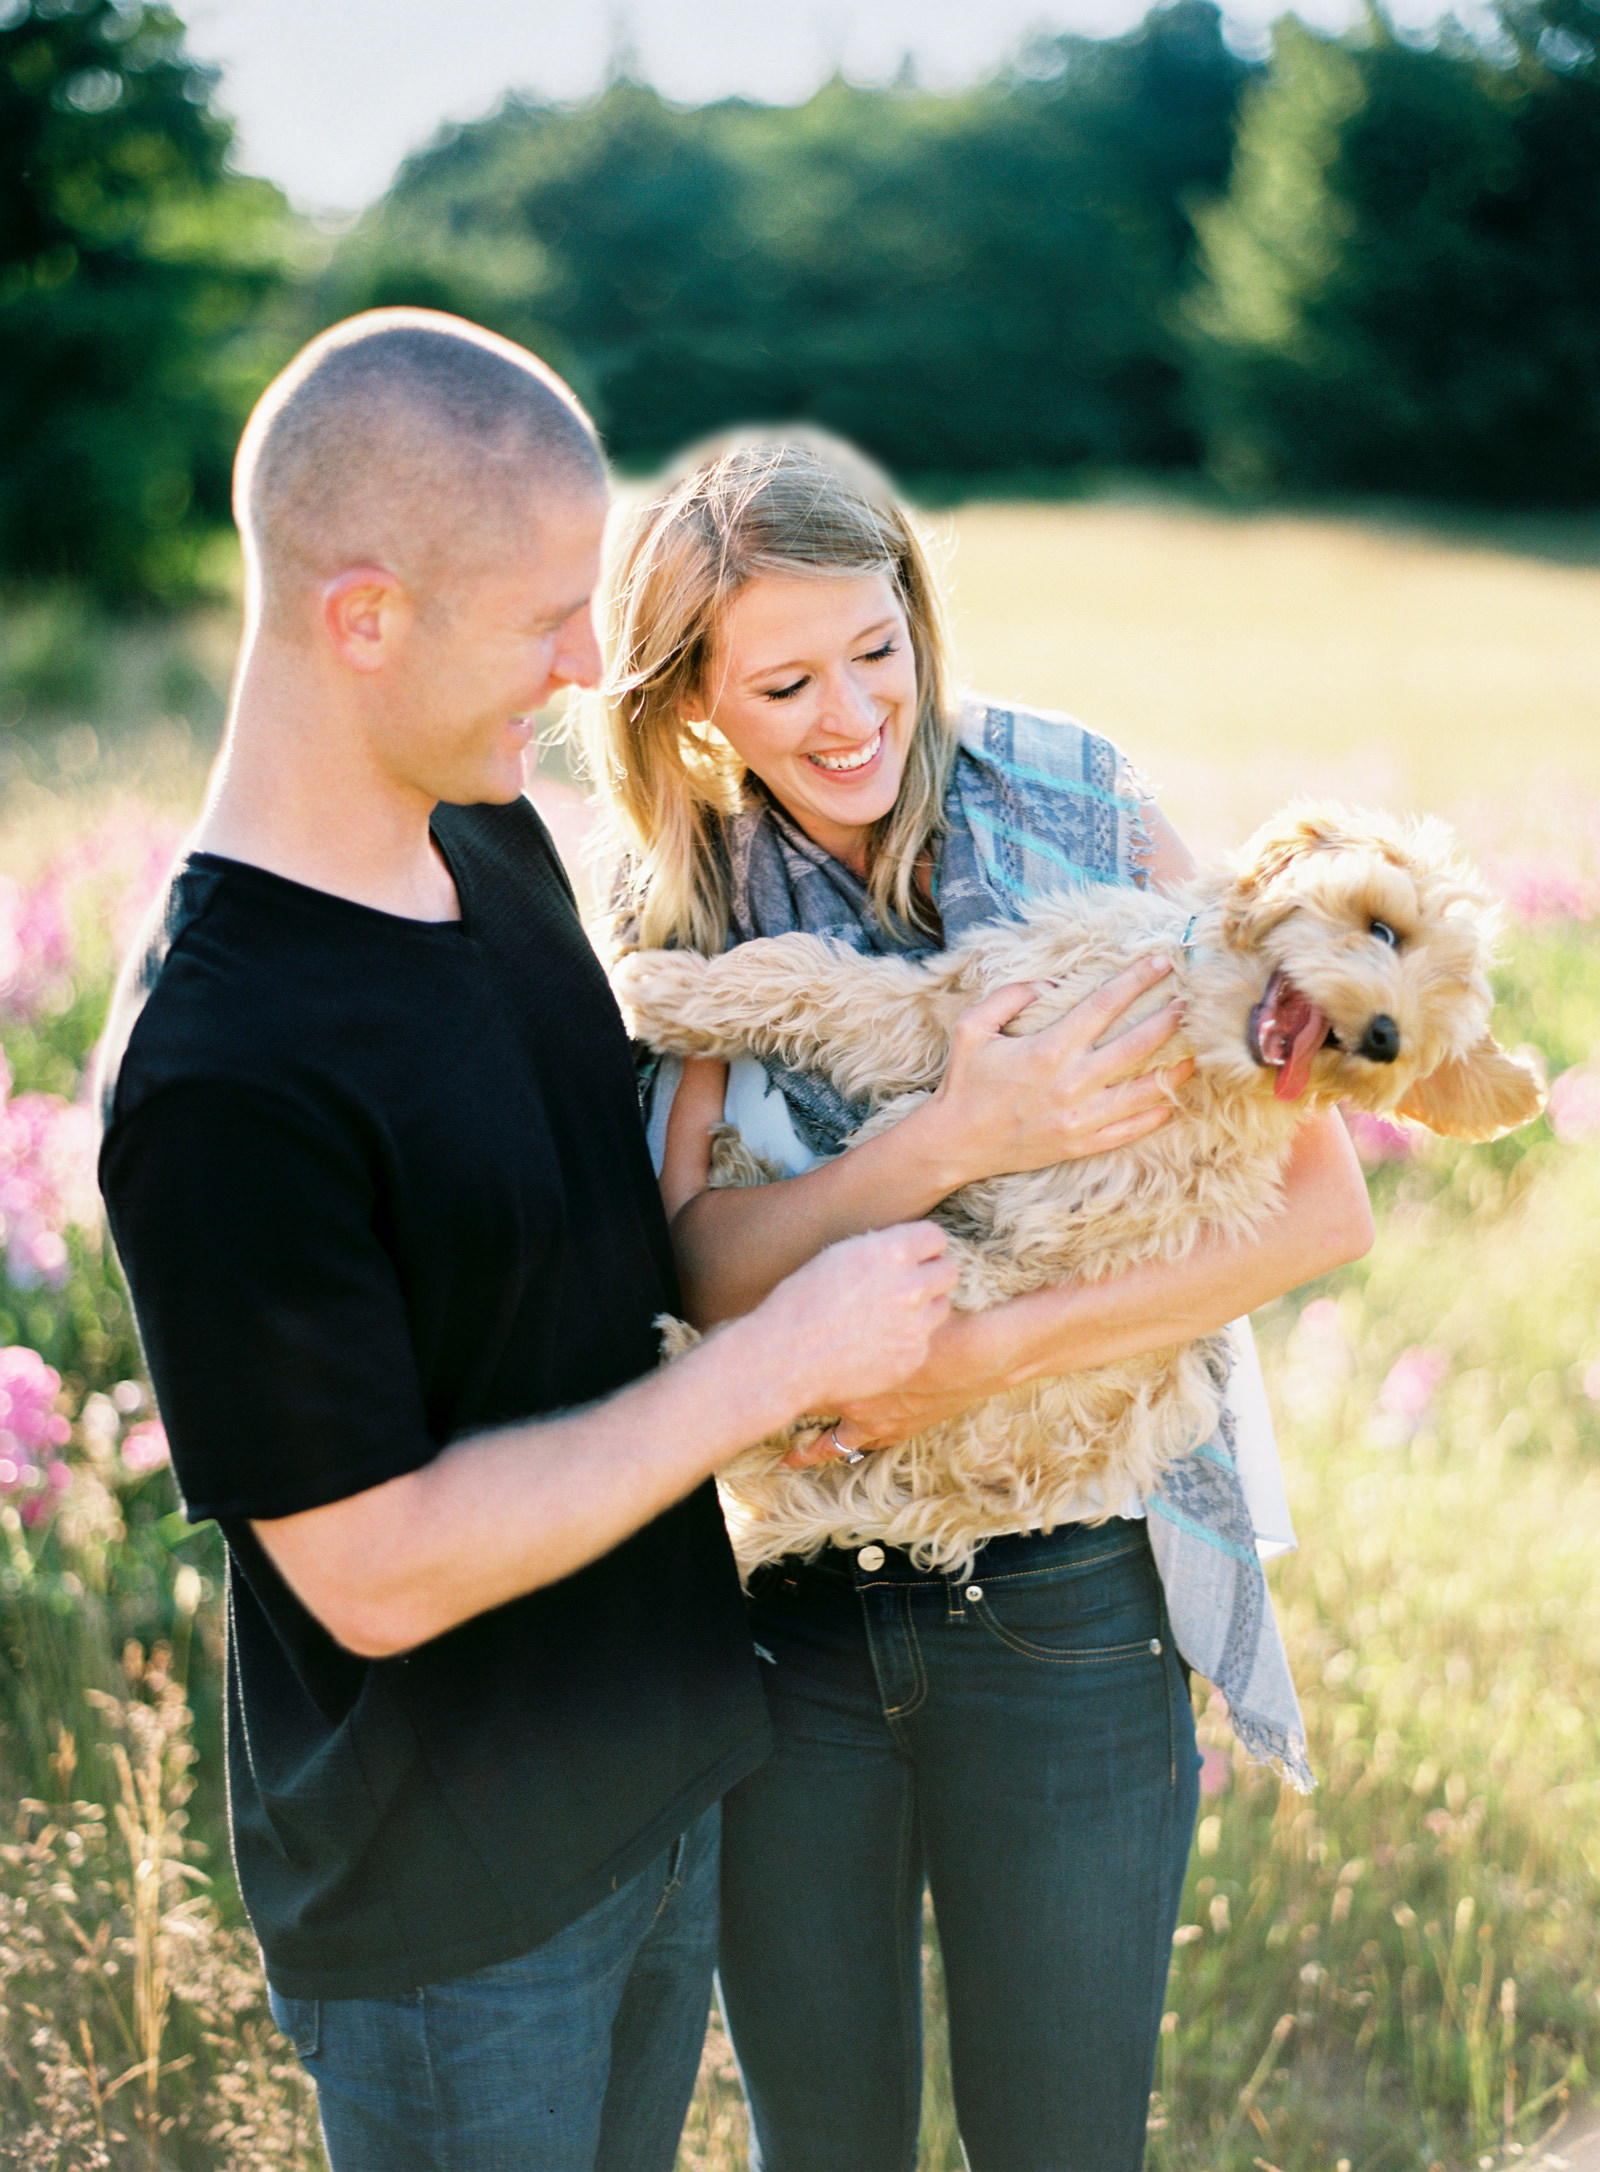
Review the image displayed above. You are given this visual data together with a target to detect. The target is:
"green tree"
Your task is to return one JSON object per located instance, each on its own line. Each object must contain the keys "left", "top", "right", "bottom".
{"left": 1, "top": 0, "right": 296, "bottom": 604}
{"left": 1188, "top": 8, "right": 1600, "bottom": 504}
{"left": 337, "top": 3, "right": 1252, "bottom": 484}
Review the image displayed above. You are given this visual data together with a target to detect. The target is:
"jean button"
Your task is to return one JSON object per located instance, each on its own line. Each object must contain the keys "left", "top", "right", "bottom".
{"left": 965, "top": 1585, "right": 983, "bottom": 1603}
{"left": 857, "top": 1545, "right": 886, "bottom": 1572}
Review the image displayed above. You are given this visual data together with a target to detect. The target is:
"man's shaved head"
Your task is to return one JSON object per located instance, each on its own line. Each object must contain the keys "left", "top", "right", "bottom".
{"left": 236, "top": 309, "right": 606, "bottom": 630}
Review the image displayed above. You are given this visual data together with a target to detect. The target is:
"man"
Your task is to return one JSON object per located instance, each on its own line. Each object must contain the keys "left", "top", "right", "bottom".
{"left": 96, "top": 309, "right": 956, "bottom": 2172}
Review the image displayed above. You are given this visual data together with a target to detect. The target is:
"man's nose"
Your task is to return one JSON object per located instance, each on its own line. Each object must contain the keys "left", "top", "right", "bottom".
{"left": 552, "top": 609, "right": 603, "bottom": 692}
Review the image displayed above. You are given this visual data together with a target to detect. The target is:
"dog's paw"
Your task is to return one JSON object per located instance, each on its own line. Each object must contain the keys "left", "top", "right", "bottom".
{"left": 611, "top": 950, "right": 721, "bottom": 1054}
{"left": 655, "top": 1313, "right": 702, "bottom": 1363}
{"left": 708, "top": 1122, "right": 784, "bottom": 1191}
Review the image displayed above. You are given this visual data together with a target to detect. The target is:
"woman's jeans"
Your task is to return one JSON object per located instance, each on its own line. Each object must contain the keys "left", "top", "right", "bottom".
{"left": 267, "top": 1805, "right": 719, "bottom": 2172}
{"left": 718, "top": 1521, "right": 1200, "bottom": 2172}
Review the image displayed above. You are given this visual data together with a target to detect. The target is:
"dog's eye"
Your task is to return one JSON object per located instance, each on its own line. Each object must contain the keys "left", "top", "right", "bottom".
{"left": 1369, "top": 919, "right": 1400, "bottom": 949}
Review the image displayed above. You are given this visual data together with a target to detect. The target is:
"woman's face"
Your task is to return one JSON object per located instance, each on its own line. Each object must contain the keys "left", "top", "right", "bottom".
{"left": 698, "top": 570, "right": 919, "bottom": 875}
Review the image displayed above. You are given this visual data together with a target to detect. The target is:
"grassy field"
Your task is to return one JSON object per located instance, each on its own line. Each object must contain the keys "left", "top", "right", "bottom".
{"left": 937, "top": 497, "right": 1600, "bottom": 847}
{"left": 2, "top": 493, "right": 1597, "bottom": 2169}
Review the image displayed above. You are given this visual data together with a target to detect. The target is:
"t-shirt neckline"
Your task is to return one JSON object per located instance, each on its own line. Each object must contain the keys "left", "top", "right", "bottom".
{"left": 186, "top": 826, "right": 473, "bottom": 940}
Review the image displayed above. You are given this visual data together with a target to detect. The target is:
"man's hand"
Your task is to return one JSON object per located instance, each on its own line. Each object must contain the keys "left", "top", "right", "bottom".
{"left": 780, "top": 1304, "right": 1006, "bottom": 1467}
{"left": 748, "top": 1220, "right": 959, "bottom": 1429}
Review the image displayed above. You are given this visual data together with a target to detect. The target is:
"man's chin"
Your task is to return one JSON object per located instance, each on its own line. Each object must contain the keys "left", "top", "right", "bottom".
{"left": 437, "top": 761, "right": 529, "bottom": 809}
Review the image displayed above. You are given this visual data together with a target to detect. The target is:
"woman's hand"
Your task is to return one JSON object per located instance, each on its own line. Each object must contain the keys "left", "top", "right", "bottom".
{"left": 906, "top": 954, "right": 1193, "bottom": 1195}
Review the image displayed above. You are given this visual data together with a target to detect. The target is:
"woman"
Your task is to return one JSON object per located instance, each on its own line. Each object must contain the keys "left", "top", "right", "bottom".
{"left": 584, "top": 434, "right": 1372, "bottom": 2171}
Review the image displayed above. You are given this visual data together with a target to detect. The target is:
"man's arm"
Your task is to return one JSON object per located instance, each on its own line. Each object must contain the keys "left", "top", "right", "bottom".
{"left": 102, "top": 1077, "right": 954, "bottom": 1659}
{"left": 252, "top": 1222, "right": 957, "bottom": 1657}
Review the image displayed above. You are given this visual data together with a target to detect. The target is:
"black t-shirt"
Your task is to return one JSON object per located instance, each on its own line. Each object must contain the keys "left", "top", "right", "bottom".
{"left": 97, "top": 797, "right": 769, "bottom": 1999}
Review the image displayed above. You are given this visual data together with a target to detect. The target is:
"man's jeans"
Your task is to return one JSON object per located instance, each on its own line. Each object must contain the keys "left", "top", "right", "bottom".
{"left": 718, "top": 1523, "right": 1200, "bottom": 2172}
{"left": 268, "top": 1805, "right": 720, "bottom": 2172}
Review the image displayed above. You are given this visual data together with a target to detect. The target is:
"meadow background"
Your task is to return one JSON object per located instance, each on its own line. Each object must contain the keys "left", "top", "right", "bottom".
{"left": 5, "top": 0, "right": 1600, "bottom": 2161}
{"left": 2, "top": 496, "right": 1597, "bottom": 2171}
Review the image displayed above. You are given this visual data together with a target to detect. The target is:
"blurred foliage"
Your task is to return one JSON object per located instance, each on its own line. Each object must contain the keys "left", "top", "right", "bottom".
{"left": 5, "top": 0, "right": 1600, "bottom": 608}
{"left": 330, "top": 1, "right": 1254, "bottom": 478}
{"left": 327, "top": 0, "right": 1600, "bottom": 503}
{"left": 1189, "top": 6, "right": 1600, "bottom": 504}
{"left": 0, "top": 0, "right": 310, "bottom": 605}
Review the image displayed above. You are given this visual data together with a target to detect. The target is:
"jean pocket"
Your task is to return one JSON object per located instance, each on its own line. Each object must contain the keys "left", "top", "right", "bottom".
{"left": 267, "top": 1986, "right": 321, "bottom": 2061}
{"left": 967, "top": 1534, "right": 1165, "bottom": 1665}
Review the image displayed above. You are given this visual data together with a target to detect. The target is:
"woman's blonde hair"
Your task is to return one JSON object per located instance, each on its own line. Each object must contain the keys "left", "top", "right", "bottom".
{"left": 579, "top": 431, "right": 958, "bottom": 955}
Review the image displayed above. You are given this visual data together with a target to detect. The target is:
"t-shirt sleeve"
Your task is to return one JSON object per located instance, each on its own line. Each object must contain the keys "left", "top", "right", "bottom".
{"left": 100, "top": 1077, "right": 441, "bottom": 1524}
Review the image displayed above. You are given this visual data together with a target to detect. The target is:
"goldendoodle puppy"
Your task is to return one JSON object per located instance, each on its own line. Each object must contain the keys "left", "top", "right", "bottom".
{"left": 614, "top": 804, "right": 1545, "bottom": 1574}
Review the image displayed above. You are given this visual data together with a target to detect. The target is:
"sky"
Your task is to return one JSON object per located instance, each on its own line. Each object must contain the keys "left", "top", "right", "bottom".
{"left": 178, "top": 0, "right": 1462, "bottom": 214}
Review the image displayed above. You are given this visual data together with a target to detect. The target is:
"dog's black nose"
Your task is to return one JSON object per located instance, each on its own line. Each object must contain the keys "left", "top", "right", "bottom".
{"left": 1358, "top": 1014, "right": 1401, "bottom": 1063}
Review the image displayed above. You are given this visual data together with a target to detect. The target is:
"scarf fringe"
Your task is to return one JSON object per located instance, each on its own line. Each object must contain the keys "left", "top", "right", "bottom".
{"left": 1228, "top": 1707, "right": 1316, "bottom": 1794}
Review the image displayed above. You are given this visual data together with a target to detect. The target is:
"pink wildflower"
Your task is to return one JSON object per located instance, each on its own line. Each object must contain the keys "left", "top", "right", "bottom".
{"left": 0, "top": 871, "right": 75, "bottom": 1017}
{"left": 0, "top": 1083, "right": 99, "bottom": 1289}
{"left": 1377, "top": 1346, "right": 1451, "bottom": 1423}
{"left": 1279, "top": 1295, "right": 1355, "bottom": 1422}
{"left": 1198, "top": 1746, "right": 1233, "bottom": 1799}
{"left": 1296, "top": 1297, "right": 1343, "bottom": 1342}
{"left": 0, "top": 812, "right": 182, "bottom": 1025}
{"left": 1548, "top": 1064, "right": 1600, "bottom": 1146}
{"left": 1341, "top": 1107, "right": 1416, "bottom": 1167}
{"left": 119, "top": 1419, "right": 170, "bottom": 1475}
{"left": 0, "top": 1345, "right": 73, "bottom": 1526}
{"left": 0, "top": 1344, "right": 71, "bottom": 1453}
{"left": 1485, "top": 852, "right": 1600, "bottom": 925}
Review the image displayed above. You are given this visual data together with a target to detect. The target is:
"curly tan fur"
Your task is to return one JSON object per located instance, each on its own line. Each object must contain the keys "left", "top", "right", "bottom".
{"left": 617, "top": 804, "right": 1545, "bottom": 1577}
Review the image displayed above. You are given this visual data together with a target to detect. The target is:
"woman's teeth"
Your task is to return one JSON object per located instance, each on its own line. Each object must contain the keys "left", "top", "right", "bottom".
{"left": 809, "top": 731, "right": 881, "bottom": 774}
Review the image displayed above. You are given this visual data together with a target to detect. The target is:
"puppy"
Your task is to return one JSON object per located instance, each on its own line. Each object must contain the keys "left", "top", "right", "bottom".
{"left": 614, "top": 804, "right": 1545, "bottom": 1575}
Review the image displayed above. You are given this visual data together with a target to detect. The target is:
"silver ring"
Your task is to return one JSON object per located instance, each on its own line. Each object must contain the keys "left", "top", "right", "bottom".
{"left": 831, "top": 1430, "right": 866, "bottom": 1466}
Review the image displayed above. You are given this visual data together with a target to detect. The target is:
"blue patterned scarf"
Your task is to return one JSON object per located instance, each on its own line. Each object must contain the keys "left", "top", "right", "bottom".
{"left": 719, "top": 699, "right": 1314, "bottom": 1788}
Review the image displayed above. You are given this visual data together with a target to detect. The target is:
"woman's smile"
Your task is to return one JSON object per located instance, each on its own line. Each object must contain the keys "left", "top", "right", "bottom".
{"left": 808, "top": 728, "right": 884, "bottom": 775}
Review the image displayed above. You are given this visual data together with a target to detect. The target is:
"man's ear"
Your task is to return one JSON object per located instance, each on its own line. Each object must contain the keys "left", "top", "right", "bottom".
{"left": 320, "top": 566, "right": 412, "bottom": 672}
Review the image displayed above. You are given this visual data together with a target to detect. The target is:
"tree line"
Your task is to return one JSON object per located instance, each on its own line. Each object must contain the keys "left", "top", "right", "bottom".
{"left": 3, "top": 0, "right": 1598, "bottom": 605}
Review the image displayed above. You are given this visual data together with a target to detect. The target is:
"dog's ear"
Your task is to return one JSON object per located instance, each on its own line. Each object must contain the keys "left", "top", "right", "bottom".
{"left": 1396, "top": 1038, "right": 1547, "bottom": 1141}
{"left": 1232, "top": 808, "right": 1344, "bottom": 893}
{"left": 1221, "top": 806, "right": 1363, "bottom": 943}
{"left": 1235, "top": 803, "right": 1400, "bottom": 889}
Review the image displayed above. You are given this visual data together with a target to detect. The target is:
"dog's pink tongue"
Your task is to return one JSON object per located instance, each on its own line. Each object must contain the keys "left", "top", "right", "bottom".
{"left": 1272, "top": 991, "right": 1328, "bottom": 1101}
